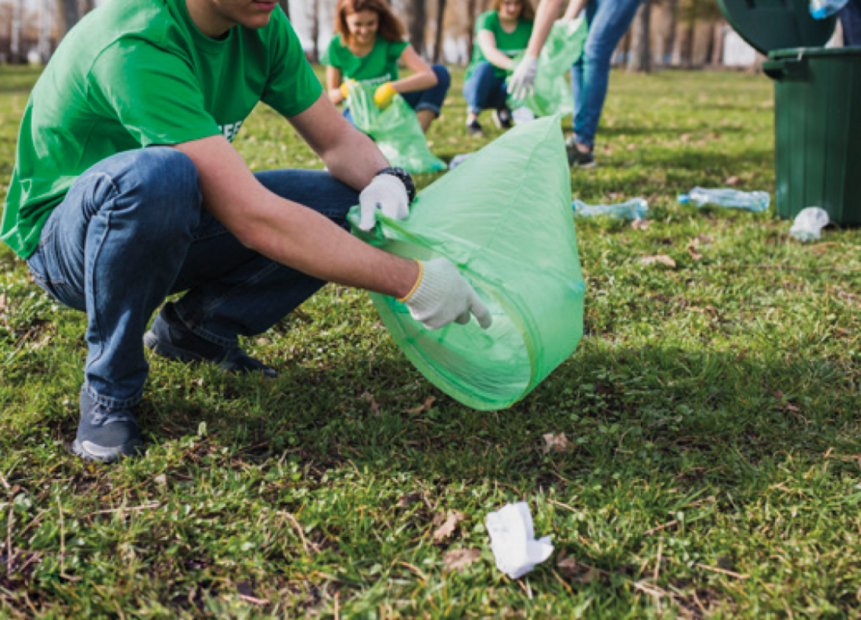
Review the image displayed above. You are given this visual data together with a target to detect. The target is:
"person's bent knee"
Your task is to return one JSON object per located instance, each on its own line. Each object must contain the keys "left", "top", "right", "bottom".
{"left": 117, "top": 147, "right": 202, "bottom": 230}
{"left": 432, "top": 65, "right": 451, "bottom": 91}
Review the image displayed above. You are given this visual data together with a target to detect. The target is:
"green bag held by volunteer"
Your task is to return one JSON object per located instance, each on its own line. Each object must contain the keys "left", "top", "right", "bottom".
{"left": 508, "top": 18, "right": 588, "bottom": 118}
{"left": 346, "top": 82, "right": 446, "bottom": 175}
{"left": 348, "top": 116, "right": 585, "bottom": 410}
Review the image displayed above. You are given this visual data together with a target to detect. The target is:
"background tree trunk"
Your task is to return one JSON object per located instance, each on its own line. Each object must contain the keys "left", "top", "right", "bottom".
{"left": 55, "top": 0, "right": 79, "bottom": 39}
{"left": 403, "top": 0, "right": 427, "bottom": 57}
{"left": 466, "top": 0, "right": 478, "bottom": 61}
{"left": 11, "top": 0, "right": 24, "bottom": 64}
{"left": 38, "top": 0, "right": 52, "bottom": 63}
{"left": 307, "top": 0, "right": 319, "bottom": 61}
{"left": 433, "top": 0, "right": 447, "bottom": 64}
{"left": 627, "top": 0, "right": 651, "bottom": 73}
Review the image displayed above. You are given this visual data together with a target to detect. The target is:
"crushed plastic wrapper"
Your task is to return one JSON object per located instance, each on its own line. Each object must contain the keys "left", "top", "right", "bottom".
{"left": 485, "top": 502, "right": 553, "bottom": 579}
{"left": 789, "top": 206, "right": 830, "bottom": 242}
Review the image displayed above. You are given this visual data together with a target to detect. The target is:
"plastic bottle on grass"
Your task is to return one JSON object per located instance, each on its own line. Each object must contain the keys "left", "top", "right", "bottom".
{"left": 809, "top": 0, "right": 849, "bottom": 19}
{"left": 572, "top": 197, "right": 649, "bottom": 220}
{"left": 678, "top": 187, "right": 770, "bottom": 212}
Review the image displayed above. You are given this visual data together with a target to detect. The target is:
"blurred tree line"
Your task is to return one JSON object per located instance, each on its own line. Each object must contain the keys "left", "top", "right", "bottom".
{"left": 1, "top": 0, "right": 755, "bottom": 70}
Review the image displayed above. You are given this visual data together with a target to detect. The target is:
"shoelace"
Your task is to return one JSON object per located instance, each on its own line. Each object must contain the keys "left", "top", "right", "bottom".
{"left": 91, "top": 406, "right": 137, "bottom": 426}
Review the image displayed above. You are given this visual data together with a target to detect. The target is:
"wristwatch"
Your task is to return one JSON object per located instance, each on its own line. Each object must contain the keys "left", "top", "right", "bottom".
{"left": 376, "top": 166, "right": 416, "bottom": 204}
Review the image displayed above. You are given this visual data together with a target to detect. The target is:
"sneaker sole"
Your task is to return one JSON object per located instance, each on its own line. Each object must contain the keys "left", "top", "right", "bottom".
{"left": 72, "top": 438, "right": 143, "bottom": 463}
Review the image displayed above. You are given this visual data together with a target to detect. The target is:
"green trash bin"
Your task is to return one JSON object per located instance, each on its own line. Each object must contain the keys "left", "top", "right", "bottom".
{"left": 719, "top": 0, "right": 861, "bottom": 225}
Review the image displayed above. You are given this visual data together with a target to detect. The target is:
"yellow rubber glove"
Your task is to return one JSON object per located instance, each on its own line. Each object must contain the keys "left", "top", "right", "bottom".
{"left": 373, "top": 82, "right": 397, "bottom": 109}
{"left": 339, "top": 79, "right": 356, "bottom": 99}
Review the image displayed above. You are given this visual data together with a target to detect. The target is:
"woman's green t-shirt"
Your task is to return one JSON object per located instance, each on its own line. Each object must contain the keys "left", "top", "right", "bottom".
{"left": 465, "top": 11, "right": 534, "bottom": 80}
{"left": 321, "top": 34, "right": 409, "bottom": 87}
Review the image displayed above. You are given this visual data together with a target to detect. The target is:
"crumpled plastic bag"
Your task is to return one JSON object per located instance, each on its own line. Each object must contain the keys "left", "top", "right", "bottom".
{"left": 507, "top": 18, "right": 588, "bottom": 118}
{"left": 346, "top": 82, "right": 446, "bottom": 174}
{"left": 485, "top": 502, "right": 554, "bottom": 579}
{"left": 789, "top": 206, "right": 830, "bottom": 242}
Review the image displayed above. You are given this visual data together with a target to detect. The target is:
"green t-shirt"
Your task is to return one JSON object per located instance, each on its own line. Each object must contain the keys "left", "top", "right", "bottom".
{"left": 465, "top": 11, "right": 534, "bottom": 80}
{"left": 1, "top": 0, "right": 322, "bottom": 259}
{"left": 321, "top": 34, "right": 409, "bottom": 86}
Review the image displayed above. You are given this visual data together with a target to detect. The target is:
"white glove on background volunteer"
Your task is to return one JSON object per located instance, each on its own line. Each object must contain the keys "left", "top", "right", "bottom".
{"left": 399, "top": 258, "right": 493, "bottom": 331}
{"left": 358, "top": 172, "right": 411, "bottom": 232}
{"left": 509, "top": 55, "right": 539, "bottom": 101}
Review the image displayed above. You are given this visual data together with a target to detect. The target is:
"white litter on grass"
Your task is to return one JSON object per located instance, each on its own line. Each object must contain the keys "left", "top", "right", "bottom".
{"left": 789, "top": 206, "right": 830, "bottom": 242}
{"left": 485, "top": 502, "right": 553, "bottom": 579}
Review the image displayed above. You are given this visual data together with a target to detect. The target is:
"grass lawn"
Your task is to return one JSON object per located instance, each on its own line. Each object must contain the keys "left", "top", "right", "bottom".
{"left": 2, "top": 63, "right": 861, "bottom": 618}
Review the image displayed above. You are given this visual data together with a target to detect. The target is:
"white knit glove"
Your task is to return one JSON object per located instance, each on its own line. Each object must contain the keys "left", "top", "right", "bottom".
{"left": 358, "top": 174, "right": 410, "bottom": 232}
{"left": 400, "top": 259, "right": 493, "bottom": 331}
{"left": 509, "top": 55, "right": 539, "bottom": 101}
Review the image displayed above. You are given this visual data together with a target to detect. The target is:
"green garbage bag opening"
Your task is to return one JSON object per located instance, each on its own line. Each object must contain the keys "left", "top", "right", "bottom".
{"left": 349, "top": 116, "right": 585, "bottom": 410}
{"left": 346, "top": 82, "right": 446, "bottom": 175}
{"left": 508, "top": 18, "right": 588, "bottom": 118}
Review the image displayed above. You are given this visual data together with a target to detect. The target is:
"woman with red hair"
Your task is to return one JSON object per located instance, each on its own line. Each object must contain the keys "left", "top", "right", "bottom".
{"left": 323, "top": 0, "right": 451, "bottom": 134}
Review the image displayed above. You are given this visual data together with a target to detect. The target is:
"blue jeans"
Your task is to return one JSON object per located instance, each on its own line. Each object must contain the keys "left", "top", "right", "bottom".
{"left": 462, "top": 61, "right": 509, "bottom": 116}
{"left": 840, "top": 0, "right": 861, "bottom": 46}
{"left": 26, "top": 147, "right": 358, "bottom": 408}
{"left": 344, "top": 64, "right": 451, "bottom": 125}
{"left": 571, "top": 0, "right": 642, "bottom": 147}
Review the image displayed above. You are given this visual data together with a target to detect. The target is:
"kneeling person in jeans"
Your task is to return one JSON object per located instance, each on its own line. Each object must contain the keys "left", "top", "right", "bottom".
{"left": 1, "top": 0, "right": 491, "bottom": 463}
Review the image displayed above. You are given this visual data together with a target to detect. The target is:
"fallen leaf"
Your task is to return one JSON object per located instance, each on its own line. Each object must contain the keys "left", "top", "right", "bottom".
{"left": 725, "top": 175, "right": 740, "bottom": 186}
{"left": 433, "top": 511, "right": 465, "bottom": 543}
{"left": 686, "top": 245, "right": 703, "bottom": 261}
{"left": 557, "top": 551, "right": 598, "bottom": 583}
{"left": 426, "top": 141, "right": 435, "bottom": 147}
{"left": 543, "top": 432, "right": 571, "bottom": 454}
{"left": 641, "top": 255, "right": 676, "bottom": 268}
{"left": 626, "top": 143, "right": 637, "bottom": 151}
{"left": 443, "top": 548, "right": 482, "bottom": 572}
{"left": 256, "top": 337, "right": 271, "bottom": 346}
{"left": 608, "top": 192, "right": 623, "bottom": 200}
{"left": 360, "top": 392, "right": 380, "bottom": 416}
{"left": 398, "top": 493, "right": 422, "bottom": 508}
{"left": 631, "top": 219, "right": 652, "bottom": 230}
{"left": 698, "top": 233, "right": 715, "bottom": 244}
{"left": 406, "top": 396, "right": 436, "bottom": 415}
{"left": 785, "top": 403, "right": 801, "bottom": 413}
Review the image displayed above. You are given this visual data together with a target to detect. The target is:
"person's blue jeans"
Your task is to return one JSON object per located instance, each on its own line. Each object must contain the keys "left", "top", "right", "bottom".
{"left": 570, "top": 0, "right": 643, "bottom": 147}
{"left": 462, "top": 61, "right": 509, "bottom": 116}
{"left": 840, "top": 0, "right": 861, "bottom": 45}
{"left": 344, "top": 64, "right": 451, "bottom": 125}
{"left": 25, "top": 147, "right": 358, "bottom": 409}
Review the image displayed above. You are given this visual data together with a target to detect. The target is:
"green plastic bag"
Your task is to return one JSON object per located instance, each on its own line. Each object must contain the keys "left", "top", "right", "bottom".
{"left": 347, "top": 82, "right": 446, "bottom": 175}
{"left": 508, "top": 18, "right": 588, "bottom": 118}
{"left": 348, "top": 116, "right": 585, "bottom": 410}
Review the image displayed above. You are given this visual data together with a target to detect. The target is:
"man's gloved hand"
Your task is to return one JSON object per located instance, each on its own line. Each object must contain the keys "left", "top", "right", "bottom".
{"left": 358, "top": 172, "right": 411, "bottom": 231}
{"left": 399, "top": 258, "right": 493, "bottom": 331}
{"left": 373, "top": 82, "right": 398, "bottom": 109}
{"left": 508, "top": 55, "right": 539, "bottom": 101}
{"left": 339, "top": 79, "right": 356, "bottom": 99}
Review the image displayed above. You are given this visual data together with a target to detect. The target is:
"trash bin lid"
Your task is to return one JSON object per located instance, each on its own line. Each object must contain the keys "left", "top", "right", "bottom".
{"left": 718, "top": 0, "right": 837, "bottom": 55}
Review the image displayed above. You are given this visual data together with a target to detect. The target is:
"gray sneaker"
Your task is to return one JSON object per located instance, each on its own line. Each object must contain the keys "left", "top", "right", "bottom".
{"left": 72, "top": 389, "right": 143, "bottom": 463}
{"left": 144, "top": 303, "right": 277, "bottom": 378}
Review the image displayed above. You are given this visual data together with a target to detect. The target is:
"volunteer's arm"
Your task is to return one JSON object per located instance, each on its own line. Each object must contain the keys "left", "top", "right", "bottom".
{"left": 326, "top": 65, "right": 347, "bottom": 105}
{"left": 564, "top": 0, "right": 588, "bottom": 20}
{"left": 171, "top": 96, "right": 416, "bottom": 297}
{"left": 477, "top": 30, "right": 515, "bottom": 70}
{"left": 391, "top": 45, "right": 437, "bottom": 93}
